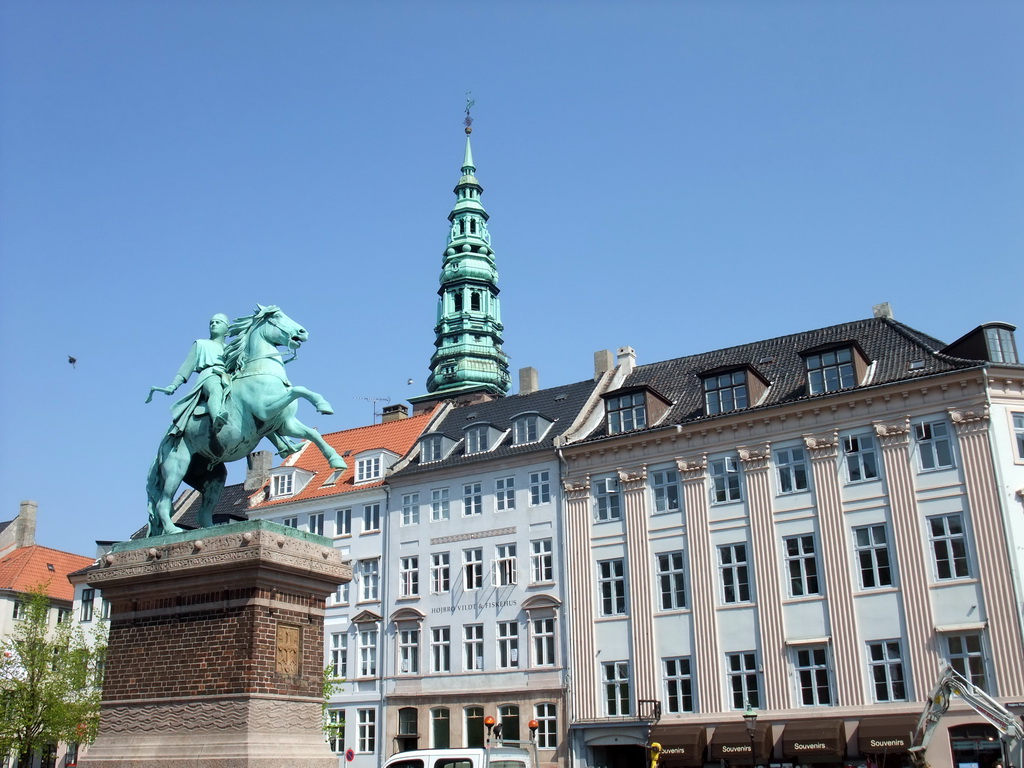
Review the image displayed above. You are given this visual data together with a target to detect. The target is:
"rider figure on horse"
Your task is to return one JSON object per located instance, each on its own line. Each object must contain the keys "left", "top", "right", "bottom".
{"left": 147, "top": 313, "right": 231, "bottom": 431}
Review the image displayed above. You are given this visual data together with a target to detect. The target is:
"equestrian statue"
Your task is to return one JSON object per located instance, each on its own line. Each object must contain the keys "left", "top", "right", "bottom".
{"left": 144, "top": 305, "right": 347, "bottom": 537}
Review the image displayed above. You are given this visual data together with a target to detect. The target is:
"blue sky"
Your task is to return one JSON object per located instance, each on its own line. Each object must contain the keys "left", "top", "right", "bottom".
{"left": 1, "top": 1, "right": 1021, "bottom": 556}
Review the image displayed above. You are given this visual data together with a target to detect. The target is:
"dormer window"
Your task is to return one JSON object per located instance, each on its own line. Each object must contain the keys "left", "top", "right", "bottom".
{"left": 606, "top": 392, "right": 647, "bottom": 433}
{"left": 985, "top": 326, "right": 1018, "bottom": 363}
{"left": 603, "top": 387, "right": 672, "bottom": 435}
{"left": 805, "top": 347, "right": 857, "bottom": 394}
{"left": 704, "top": 371, "right": 749, "bottom": 415}
{"left": 421, "top": 433, "right": 457, "bottom": 464}
{"left": 465, "top": 425, "right": 489, "bottom": 454}
{"left": 515, "top": 415, "right": 538, "bottom": 444}
{"left": 356, "top": 456, "right": 382, "bottom": 483}
{"left": 272, "top": 473, "right": 294, "bottom": 497}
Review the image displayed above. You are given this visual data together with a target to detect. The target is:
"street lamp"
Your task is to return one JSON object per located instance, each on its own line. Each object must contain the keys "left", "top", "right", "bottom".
{"left": 743, "top": 702, "right": 758, "bottom": 768}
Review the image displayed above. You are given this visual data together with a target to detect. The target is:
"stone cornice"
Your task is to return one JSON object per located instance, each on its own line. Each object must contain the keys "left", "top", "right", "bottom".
{"left": 803, "top": 431, "right": 839, "bottom": 459}
{"left": 562, "top": 476, "right": 592, "bottom": 501}
{"left": 676, "top": 455, "right": 707, "bottom": 481}
{"left": 617, "top": 466, "right": 648, "bottom": 490}
{"left": 949, "top": 405, "right": 991, "bottom": 436}
{"left": 873, "top": 417, "right": 911, "bottom": 448}
{"left": 737, "top": 442, "right": 771, "bottom": 469}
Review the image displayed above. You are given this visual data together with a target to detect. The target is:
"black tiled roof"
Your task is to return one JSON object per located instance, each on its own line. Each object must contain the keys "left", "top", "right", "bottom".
{"left": 129, "top": 482, "right": 253, "bottom": 541}
{"left": 584, "top": 317, "right": 987, "bottom": 441}
{"left": 394, "top": 377, "right": 601, "bottom": 476}
{"left": 0, "top": 519, "right": 12, "bottom": 536}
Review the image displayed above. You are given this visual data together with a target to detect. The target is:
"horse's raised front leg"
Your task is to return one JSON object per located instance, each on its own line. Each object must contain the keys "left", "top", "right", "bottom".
{"left": 259, "top": 384, "right": 333, "bottom": 416}
{"left": 277, "top": 415, "right": 347, "bottom": 469}
{"left": 146, "top": 435, "right": 191, "bottom": 536}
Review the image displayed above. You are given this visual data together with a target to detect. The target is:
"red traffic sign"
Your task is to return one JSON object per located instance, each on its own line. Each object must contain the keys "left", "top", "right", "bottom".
{"left": 345, "top": 748, "right": 355, "bottom": 762}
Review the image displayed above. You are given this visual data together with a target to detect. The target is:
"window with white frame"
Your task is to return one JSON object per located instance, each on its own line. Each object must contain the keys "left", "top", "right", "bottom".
{"left": 430, "top": 488, "right": 450, "bottom": 522}
{"left": 357, "top": 708, "right": 376, "bottom": 753}
{"left": 496, "top": 476, "right": 516, "bottom": 511}
{"left": 359, "top": 559, "right": 379, "bottom": 602}
{"left": 282, "top": 516, "right": 298, "bottom": 529}
{"left": 332, "top": 581, "right": 350, "bottom": 606}
{"left": 80, "top": 589, "right": 95, "bottom": 622}
{"left": 945, "top": 633, "right": 987, "bottom": 690}
{"left": 532, "top": 618, "right": 556, "bottom": 667}
{"left": 272, "top": 473, "right": 294, "bottom": 497}
{"left": 327, "top": 710, "right": 344, "bottom": 753}
{"left": 726, "top": 651, "right": 760, "bottom": 709}
{"left": 355, "top": 456, "right": 381, "bottom": 483}
{"left": 793, "top": 646, "right": 833, "bottom": 706}
{"left": 421, "top": 435, "right": 444, "bottom": 463}
{"left": 607, "top": 392, "right": 647, "bottom": 434}
{"left": 463, "top": 548, "right": 483, "bottom": 591}
{"left": 465, "top": 425, "right": 489, "bottom": 454}
{"left": 399, "top": 556, "right": 419, "bottom": 598}
{"left": 594, "top": 476, "right": 622, "bottom": 521}
{"left": 493, "top": 544, "right": 517, "bottom": 587}
{"left": 867, "top": 640, "right": 906, "bottom": 702}
{"left": 497, "top": 621, "right": 519, "bottom": 669}
{"left": 100, "top": 599, "right": 111, "bottom": 620}
{"left": 530, "top": 470, "right": 551, "bottom": 506}
{"left": 330, "top": 632, "right": 348, "bottom": 678}
{"left": 664, "top": 657, "right": 694, "bottom": 713}
{"left": 656, "top": 551, "right": 687, "bottom": 610}
{"left": 929, "top": 513, "right": 970, "bottom": 580}
{"left": 784, "top": 535, "right": 820, "bottom": 597}
{"left": 464, "top": 624, "right": 484, "bottom": 671}
{"left": 531, "top": 539, "right": 553, "bottom": 584}
{"left": 401, "top": 494, "right": 420, "bottom": 526}
{"left": 431, "top": 627, "right": 451, "bottom": 673}
{"left": 704, "top": 370, "right": 748, "bottom": 415}
{"left": 399, "top": 628, "right": 419, "bottom": 674}
{"left": 463, "top": 482, "right": 482, "bottom": 516}
{"left": 719, "top": 544, "right": 751, "bottom": 604}
{"left": 431, "top": 552, "right": 451, "bottom": 594}
{"left": 916, "top": 421, "right": 954, "bottom": 470}
{"left": 335, "top": 508, "right": 352, "bottom": 536}
{"left": 844, "top": 434, "right": 879, "bottom": 482}
{"left": 358, "top": 629, "right": 378, "bottom": 677}
{"left": 598, "top": 558, "right": 627, "bottom": 616}
{"left": 985, "top": 326, "right": 1018, "bottom": 363}
{"left": 308, "top": 512, "right": 324, "bottom": 536}
{"left": 12, "top": 601, "right": 24, "bottom": 620}
{"left": 853, "top": 524, "right": 893, "bottom": 589}
{"left": 362, "top": 504, "right": 380, "bottom": 533}
{"left": 651, "top": 469, "right": 681, "bottom": 513}
{"left": 710, "top": 457, "right": 742, "bottom": 503}
{"left": 1014, "top": 413, "right": 1024, "bottom": 460}
{"left": 806, "top": 347, "right": 856, "bottom": 394}
{"left": 535, "top": 703, "right": 557, "bottom": 749}
{"left": 776, "top": 447, "right": 809, "bottom": 494}
{"left": 603, "top": 661, "right": 631, "bottom": 715}
{"left": 431, "top": 707, "right": 450, "bottom": 749}
{"left": 514, "top": 415, "right": 540, "bottom": 445}
{"left": 56, "top": 607, "right": 71, "bottom": 624}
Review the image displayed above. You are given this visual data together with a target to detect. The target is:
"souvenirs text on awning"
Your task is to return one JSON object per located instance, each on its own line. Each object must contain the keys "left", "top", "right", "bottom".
{"left": 709, "top": 723, "right": 773, "bottom": 764}
{"left": 857, "top": 716, "right": 919, "bottom": 754}
{"left": 781, "top": 720, "right": 846, "bottom": 760}
{"left": 649, "top": 724, "right": 707, "bottom": 767}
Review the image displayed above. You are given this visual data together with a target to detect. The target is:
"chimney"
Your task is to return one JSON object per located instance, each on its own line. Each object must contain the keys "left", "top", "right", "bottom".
{"left": 873, "top": 302, "right": 894, "bottom": 319}
{"left": 519, "top": 367, "right": 539, "bottom": 395}
{"left": 616, "top": 346, "right": 637, "bottom": 375}
{"left": 245, "top": 451, "right": 273, "bottom": 490}
{"left": 381, "top": 404, "right": 409, "bottom": 422}
{"left": 594, "top": 350, "right": 614, "bottom": 380}
{"left": 16, "top": 500, "right": 37, "bottom": 548}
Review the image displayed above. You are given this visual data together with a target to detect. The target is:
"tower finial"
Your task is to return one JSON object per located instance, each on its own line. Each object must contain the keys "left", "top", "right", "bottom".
{"left": 464, "top": 91, "right": 475, "bottom": 135}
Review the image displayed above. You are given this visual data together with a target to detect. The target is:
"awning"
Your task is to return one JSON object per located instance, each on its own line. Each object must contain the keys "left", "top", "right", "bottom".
{"left": 709, "top": 723, "right": 773, "bottom": 763}
{"left": 857, "top": 716, "right": 919, "bottom": 754}
{"left": 781, "top": 720, "right": 846, "bottom": 758}
{"left": 649, "top": 724, "right": 707, "bottom": 767}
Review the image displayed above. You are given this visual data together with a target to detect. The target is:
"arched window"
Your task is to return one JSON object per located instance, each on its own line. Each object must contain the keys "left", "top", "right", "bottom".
{"left": 454, "top": 292, "right": 463, "bottom": 312}
{"left": 470, "top": 218, "right": 477, "bottom": 234}
{"left": 431, "top": 708, "right": 450, "bottom": 749}
{"left": 465, "top": 706, "right": 484, "bottom": 748}
{"left": 459, "top": 220, "right": 465, "bottom": 235}
{"left": 397, "top": 707, "right": 418, "bottom": 752}
{"left": 498, "top": 704, "right": 520, "bottom": 744}
{"left": 471, "top": 292, "right": 481, "bottom": 312}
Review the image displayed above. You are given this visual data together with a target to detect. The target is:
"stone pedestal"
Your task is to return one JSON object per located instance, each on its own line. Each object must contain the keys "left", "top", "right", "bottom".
{"left": 80, "top": 521, "right": 351, "bottom": 768}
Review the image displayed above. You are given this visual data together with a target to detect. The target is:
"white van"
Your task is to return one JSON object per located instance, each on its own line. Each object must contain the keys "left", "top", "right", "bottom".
{"left": 383, "top": 746, "right": 535, "bottom": 768}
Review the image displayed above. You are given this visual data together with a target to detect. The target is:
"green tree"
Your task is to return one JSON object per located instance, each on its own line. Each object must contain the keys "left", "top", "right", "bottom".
{"left": 0, "top": 585, "right": 106, "bottom": 766}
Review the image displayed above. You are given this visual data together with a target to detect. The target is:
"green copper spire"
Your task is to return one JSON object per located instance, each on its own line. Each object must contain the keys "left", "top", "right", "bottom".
{"left": 411, "top": 123, "right": 511, "bottom": 405}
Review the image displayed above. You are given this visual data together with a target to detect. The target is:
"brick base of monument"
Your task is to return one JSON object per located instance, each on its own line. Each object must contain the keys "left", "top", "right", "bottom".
{"left": 79, "top": 521, "right": 351, "bottom": 768}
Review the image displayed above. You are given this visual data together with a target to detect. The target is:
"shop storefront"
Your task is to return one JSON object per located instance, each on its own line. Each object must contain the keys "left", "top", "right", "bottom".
{"left": 710, "top": 723, "right": 774, "bottom": 766}
{"left": 857, "top": 716, "right": 918, "bottom": 768}
{"left": 649, "top": 724, "right": 707, "bottom": 767}
{"left": 781, "top": 720, "right": 846, "bottom": 765}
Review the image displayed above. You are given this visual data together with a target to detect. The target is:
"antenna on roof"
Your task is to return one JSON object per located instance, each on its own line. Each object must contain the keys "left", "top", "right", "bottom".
{"left": 355, "top": 396, "right": 391, "bottom": 424}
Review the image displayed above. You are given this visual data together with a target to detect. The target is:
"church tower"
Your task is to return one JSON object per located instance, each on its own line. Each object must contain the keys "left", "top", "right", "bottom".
{"left": 410, "top": 117, "right": 511, "bottom": 414}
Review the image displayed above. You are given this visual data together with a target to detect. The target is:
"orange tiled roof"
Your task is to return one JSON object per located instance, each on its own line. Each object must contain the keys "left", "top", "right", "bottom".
{"left": 252, "top": 408, "right": 436, "bottom": 508}
{"left": 0, "top": 545, "right": 95, "bottom": 602}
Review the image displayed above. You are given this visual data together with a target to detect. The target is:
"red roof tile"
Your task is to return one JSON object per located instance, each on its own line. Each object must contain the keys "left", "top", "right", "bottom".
{"left": 251, "top": 409, "right": 436, "bottom": 508}
{"left": 0, "top": 545, "right": 95, "bottom": 602}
